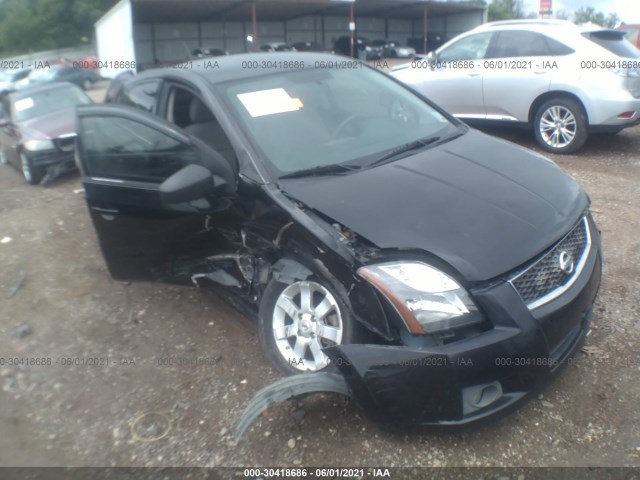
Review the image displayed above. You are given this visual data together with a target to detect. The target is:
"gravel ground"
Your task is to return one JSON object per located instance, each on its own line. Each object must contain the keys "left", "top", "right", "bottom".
{"left": 0, "top": 81, "right": 639, "bottom": 471}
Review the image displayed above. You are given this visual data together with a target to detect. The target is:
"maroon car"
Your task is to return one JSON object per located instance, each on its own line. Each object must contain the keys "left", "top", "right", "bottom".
{"left": 0, "top": 82, "right": 92, "bottom": 185}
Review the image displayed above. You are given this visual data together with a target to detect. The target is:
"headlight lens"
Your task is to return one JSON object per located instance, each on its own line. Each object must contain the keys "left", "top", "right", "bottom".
{"left": 358, "top": 261, "right": 483, "bottom": 334}
{"left": 24, "top": 139, "right": 54, "bottom": 151}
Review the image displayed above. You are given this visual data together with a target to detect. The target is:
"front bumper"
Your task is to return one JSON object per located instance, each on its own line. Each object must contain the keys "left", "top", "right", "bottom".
{"left": 325, "top": 227, "right": 602, "bottom": 425}
{"left": 28, "top": 149, "right": 76, "bottom": 171}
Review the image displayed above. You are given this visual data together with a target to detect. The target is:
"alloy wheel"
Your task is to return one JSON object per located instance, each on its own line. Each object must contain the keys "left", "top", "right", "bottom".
{"left": 272, "top": 280, "right": 343, "bottom": 372}
{"left": 539, "top": 105, "right": 577, "bottom": 149}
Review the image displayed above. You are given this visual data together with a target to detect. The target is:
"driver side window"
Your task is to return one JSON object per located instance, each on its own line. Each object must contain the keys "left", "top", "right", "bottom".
{"left": 438, "top": 32, "right": 493, "bottom": 62}
{"left": 165, "top": 85, "right": 238, "bottom": 173}
{"left": 81, "top": 116, "right": 197, "bottom": 183}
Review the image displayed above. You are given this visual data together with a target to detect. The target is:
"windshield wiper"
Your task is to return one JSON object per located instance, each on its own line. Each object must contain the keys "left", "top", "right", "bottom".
{"left": 278, "top": 162, "right": 361, "bottom": 180}
{"left": 365, "top": 135, "right": 442, "bottom": 169}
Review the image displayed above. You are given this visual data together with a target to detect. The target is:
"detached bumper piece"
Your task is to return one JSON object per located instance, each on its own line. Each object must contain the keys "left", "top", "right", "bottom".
{"left": 235, "top": 373, "right": 352, "bottom": 442}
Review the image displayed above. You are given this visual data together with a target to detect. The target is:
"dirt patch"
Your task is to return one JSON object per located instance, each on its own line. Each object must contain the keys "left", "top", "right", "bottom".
{"left": 0, "top": 114, "right": 638, "bottom": 467}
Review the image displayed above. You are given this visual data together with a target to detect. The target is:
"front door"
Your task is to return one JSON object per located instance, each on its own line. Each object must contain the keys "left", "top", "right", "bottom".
{"left": 76, "top": 105, "right": 239, "bottom": 285}
{"left": 424, "top": 31, "right": 494, "bottom": 118}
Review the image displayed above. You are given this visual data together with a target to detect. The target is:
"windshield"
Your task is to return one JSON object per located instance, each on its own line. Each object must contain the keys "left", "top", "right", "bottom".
{"left": 584, "top": 31, "right": 640, "bottom": 58}
{"left": 217, "top": 66, "right": 454, "bottom": 176}
{"left": 13, "top": 85, "right": 91, "bottom": 122}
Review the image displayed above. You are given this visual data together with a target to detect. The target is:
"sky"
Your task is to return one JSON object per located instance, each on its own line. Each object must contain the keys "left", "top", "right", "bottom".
{"left": 521, "top": 0, "right": 640, "bottom": 23}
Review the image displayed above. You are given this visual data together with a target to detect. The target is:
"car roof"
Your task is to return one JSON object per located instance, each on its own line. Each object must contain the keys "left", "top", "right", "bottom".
{"left": 9, "top": 82, "right": 80, "bottom": 100}
{"left": 474, "top": 19, "right": 617, "bottom": 35}
{"left": 136, "top": 52, "right": 358, "bottom": 85}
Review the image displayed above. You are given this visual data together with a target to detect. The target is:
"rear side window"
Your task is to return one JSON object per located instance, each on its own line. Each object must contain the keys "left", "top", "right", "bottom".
{"left": 489, "top": 31, "right": 552, "bottom": 57}
{"left": 81, "top": 116, "right": 196, "bottom": 183}
{"left": 117, "top": 80, "right": 161, "bottom": 113}
{"left": 584, "top": 31, "right": 640, "bottom": 58}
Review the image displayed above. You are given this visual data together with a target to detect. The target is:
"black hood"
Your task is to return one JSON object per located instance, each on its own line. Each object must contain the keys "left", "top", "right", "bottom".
{"left": 280, "top": 129, "right": 588, "bottom": 282}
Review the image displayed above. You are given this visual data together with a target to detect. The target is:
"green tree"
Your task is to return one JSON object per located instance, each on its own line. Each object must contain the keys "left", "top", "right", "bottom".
{"left": 0, "top": 0, "right": 118, "bottom": 56}
{"left": 573, "top": 6, "right": 620, "bottom": 28}
{"left": 488, "top": 0, "right": 526, "bottom": 21}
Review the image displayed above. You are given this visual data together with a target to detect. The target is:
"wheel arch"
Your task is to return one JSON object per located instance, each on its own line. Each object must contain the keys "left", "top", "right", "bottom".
{"left": 528, "top": 91, "right": 589, "bottom": 126}
{"left": 272, "top": 225, "right": 393, "bottom": 341}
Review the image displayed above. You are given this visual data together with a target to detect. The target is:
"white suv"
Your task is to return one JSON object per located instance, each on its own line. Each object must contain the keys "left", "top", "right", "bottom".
{"left": 391, "top": 20, "right": 640, "bottom": 153}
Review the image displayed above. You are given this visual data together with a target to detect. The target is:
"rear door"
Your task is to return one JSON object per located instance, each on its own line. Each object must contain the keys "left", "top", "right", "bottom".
{"left": 76, "top": 104, "right": 239, "bottom": 285}
{"left": 482, "top": 30, "right": 557, "bottom": 122}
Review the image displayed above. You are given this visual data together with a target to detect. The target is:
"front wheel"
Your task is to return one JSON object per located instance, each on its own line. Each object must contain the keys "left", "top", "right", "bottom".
{"left": 533, "top": 98, "right": 588, "bottom": 154}
{"left": 20, "top": 152, "right": 43, "bottom": 185}
{"left": 259, "top": 275, "right": 363, "bottom": 375}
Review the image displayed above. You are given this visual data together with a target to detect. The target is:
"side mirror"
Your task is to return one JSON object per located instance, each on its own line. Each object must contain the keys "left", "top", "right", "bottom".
{"left": 0, "top": 118, "right": 9, "bottom": 128}
{"left": 160, "top": 164, "right": 215, "bottom": 204}
{"left": 426, "top": 51, "right": 437, "bottom": 65}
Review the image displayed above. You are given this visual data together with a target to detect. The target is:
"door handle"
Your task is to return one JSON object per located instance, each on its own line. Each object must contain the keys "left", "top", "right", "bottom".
{"left": 91, "top": 206, "right": 119, "bottom": 221}
{"left": 467, "top": 71, "right": 481, "bottom": 77}
{"left": 91, "top": 206, "right": 119, "bottom": 214}
{"left": 533, "top": 70, "right": 547, "bottom": 74}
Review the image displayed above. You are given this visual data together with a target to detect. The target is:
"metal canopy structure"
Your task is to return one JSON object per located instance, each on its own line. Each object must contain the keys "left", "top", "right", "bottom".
{"left": 130, "top": 0, "right": 485, "bottom": 23}
{"left": 94, "top": 0, "right": 486, "bottom": 74}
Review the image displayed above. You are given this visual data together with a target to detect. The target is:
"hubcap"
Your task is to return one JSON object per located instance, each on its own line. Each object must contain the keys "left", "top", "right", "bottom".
{"left": 540, "top": 106, "right": 577, "bottom": 149}
{"left": 272, "top": 280, "right": 343, "bottom": 372}
{"left": 20, "top": 154, "right": 33, "bottom": 183}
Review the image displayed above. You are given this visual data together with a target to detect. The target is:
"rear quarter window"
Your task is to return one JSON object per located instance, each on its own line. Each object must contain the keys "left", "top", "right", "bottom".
{"left": 544, "top": 36, "right": 575, "bottom": 56}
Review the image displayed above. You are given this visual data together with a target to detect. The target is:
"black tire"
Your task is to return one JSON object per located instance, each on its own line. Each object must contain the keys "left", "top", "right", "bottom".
{"left": 20, "top": 151, "right": 43, "bottom": 185}
{"left": 533, "top": 97, "right": 588, "bottom": 154}
{"left": 258, "top": 268, "right": 365, "bottom": 376}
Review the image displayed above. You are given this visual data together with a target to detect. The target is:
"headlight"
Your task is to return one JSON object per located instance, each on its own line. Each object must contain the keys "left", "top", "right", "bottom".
{"left": 24, "top": 139, "right": 55, "bottom": 151}
{"left": 358, "top": 261, "right": 483, "bottom": 334}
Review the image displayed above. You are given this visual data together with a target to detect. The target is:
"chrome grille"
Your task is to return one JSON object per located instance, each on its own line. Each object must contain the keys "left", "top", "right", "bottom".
{"left": 510, "top": 217, "right": 591, "bottom": 309}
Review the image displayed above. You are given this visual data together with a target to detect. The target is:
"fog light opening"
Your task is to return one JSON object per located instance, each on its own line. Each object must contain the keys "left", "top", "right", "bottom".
{"left": 462, "top": 381, "right": 503, "bottom": 415}
{"left": 475, "top": 382, "right": 502, "bottom": 408}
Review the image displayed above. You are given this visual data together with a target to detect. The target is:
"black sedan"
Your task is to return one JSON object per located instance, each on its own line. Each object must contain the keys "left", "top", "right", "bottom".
{"left": 0, "top": 82, "right": 92, "bottom": 185}
{"left": 73, "top": 53, "right": 601, "bottom": 429}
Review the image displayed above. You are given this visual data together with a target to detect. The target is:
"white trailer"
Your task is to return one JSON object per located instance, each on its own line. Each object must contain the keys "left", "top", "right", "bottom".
{"left": 95, "top": 0, "right": 135, "bottom": 79}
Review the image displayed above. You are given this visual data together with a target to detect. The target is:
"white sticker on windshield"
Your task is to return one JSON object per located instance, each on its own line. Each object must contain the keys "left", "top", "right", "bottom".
{"left": 237, "top": 88, "right": 302, "bottom": 117}
{"left": 15, "top": 97, "right": 35, "bottom": 112}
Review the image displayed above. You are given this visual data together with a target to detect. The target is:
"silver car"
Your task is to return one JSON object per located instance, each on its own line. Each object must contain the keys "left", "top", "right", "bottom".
{"left": 392, "top": 20, "right": 640, "bottom": 153}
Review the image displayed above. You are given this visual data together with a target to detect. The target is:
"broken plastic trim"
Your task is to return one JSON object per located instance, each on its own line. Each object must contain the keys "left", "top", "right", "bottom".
{"left": 234, "top": 372, "right": 352, "bottom": 443}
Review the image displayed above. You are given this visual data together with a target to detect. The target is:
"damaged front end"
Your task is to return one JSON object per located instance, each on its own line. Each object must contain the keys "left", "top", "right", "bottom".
{"left": 236, "top": 238, "right": 601, "bottom": 440}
